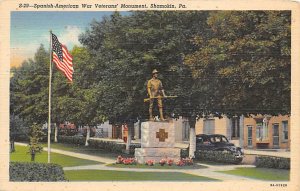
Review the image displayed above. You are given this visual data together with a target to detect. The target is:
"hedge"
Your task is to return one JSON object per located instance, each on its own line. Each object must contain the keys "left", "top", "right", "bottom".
{"left": 88, "top": 139, "right": 140, "bottom": 155}
{"left": 195, "top": 150, "right": 242, "bottom": 164}
{"left": 58, "top": 136, "right": 140, "bottom": 155}
{"left": 10, "top": 162, "right": 67, "bottom": 182}
{"left": 180, "top": 148, "right": 189, "bottom": 158}
{"left": 57, "top": 135, "right": 86, "bottom": 145}
{"left": 255, "top": 156, "right": 290, "bottom": 169}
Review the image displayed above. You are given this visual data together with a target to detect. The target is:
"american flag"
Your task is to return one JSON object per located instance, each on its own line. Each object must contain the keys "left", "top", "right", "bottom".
{"left": 52, "top": 33, "right": 73, "bottom": 82}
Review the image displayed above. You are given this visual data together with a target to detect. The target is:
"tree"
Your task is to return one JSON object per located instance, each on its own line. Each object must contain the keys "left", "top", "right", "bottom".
{"left": 10, "top": 45, "right": 49, "bottom": 125}
{"left": 28, "top": 123, "right": 45, "bottom": 161}
{"left": 9, "top": 114, "right": 29, "bottom": 152}
{"left": 183, "top": 11, "right": 290, "bottom": 156}
{"left": 185, "top": 11, "right": 291, "bottom": 116}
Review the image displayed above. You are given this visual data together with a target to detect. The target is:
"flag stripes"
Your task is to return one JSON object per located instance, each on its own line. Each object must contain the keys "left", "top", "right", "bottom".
{"left": 52, "top": 33, "right": 74, "bottom": 81}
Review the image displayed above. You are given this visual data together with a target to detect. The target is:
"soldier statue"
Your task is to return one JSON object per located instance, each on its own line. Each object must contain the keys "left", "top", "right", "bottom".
{"left": 147, "top": 69, "right": 166, "bottom": 121}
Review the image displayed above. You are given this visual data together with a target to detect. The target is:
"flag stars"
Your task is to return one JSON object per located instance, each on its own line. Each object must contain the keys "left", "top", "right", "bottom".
{"left": 52, "top": 34, "right": 63, "bottom": 61}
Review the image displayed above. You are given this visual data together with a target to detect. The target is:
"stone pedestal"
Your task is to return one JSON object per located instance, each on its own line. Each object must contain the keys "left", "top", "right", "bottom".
{"left": 135, "top": 121, "right": 181, "bottom": 164}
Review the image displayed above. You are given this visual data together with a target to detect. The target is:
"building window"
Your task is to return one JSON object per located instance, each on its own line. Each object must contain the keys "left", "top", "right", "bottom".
{"left": 203, "top": 119, "right": 215, "bottom": 134}
{"left": 256, "top": 119, "right": 268, "bottom": 141}
{"left": 231, "top": 116, "right": 240, "bottom": 139}
{"left": 247, "top": 125, "right": 253, "bottom": 146}
{"left": 282, "top": 121, "right": 288, "bottom": 141}
{"left": 182, "top": 120, "right": 190, "bottom": 141}
{"left": 272, "top": 123, "right": 279, "bottom": 147}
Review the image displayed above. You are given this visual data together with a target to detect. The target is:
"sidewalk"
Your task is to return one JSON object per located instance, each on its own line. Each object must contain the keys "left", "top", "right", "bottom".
{"left": 244, "top": 149, "right": 290, "bottom": 158}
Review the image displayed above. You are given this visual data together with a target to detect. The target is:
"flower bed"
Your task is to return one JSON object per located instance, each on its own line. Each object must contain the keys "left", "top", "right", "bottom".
{"left": 117, "top": 156, "right": 193, "bottom": 167}
{"left": 176, "top": 157, "right": 194, "bottom": 166}
{"left": 116, "top": 155, "right": 137, "bottom": 165}
{"left": 145, "top": 159, "right": 155, "bottom": 166}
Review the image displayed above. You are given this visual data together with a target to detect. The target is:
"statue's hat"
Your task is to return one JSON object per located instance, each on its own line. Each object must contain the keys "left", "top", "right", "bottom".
{"left": 152, "top": 69, "right": 159, "bottom": 74}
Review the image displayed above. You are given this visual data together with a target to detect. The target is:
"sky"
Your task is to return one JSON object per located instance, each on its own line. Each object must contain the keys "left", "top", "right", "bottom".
{"left": 10, "top": 11, "right": 123, "bottom": 67}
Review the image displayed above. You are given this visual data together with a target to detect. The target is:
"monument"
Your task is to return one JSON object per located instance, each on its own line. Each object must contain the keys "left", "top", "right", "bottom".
{"left": 135, "top": 69, "right": 180, "bottom": 163}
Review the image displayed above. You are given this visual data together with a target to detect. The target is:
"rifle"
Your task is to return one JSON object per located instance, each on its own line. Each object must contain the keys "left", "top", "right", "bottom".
{"left": 144, "top": 96, "right": 178, "bottom": 102}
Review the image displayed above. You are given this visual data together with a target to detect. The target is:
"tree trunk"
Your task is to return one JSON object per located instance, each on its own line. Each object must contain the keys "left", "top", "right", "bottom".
{"left": 10, "top": 140, "right": 15, "bottom": 153}
{"left": 31, "top": 150, "right": 35, "bottom": 161}
{"left": 54, "top": 123, "right": 58, "bottom": 143}
{"left": 126, "top": 123, "right": 133, "bottom": 152}
{"left": 85, "top": 125, "right": 90, "bottom": 146}
{"left": 188, "top": 117, "right": 197, "bottom": 158}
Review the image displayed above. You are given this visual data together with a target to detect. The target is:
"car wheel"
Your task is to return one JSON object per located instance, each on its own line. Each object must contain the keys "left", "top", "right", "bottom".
{"left": 234, "top": 157, "right": 243, "bottom": 164}
{"left": 233, "top": 150, "right": 243, "bottom": 164}
{"left": 236, "top": 150, "right": 242, "bottom": 156}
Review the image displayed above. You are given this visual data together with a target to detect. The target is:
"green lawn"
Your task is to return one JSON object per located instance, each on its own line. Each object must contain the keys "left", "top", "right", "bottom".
{"left": 11, "top": 145, "right": 102, "bottom": 167}
{"left": 107, "top": 163, "right": 207, "bottom": 169}
{"left": 218, "top": 167, "right": 290, "bottom": 181}
{"left": 65, "top": 170, "right": 219, "bottom": 181}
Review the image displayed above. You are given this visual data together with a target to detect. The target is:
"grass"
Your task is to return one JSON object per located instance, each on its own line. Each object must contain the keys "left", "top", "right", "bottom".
{"left": 10, "top": 145, "right": 102, "bottom": 167}
{"left": 218, "top": 167, "right": 290, "bottom": 181}
{"left": 107, "top": 163, "right": 207, "bottom": 169}
{"left": 64, "top": 170, "right": 219, "bottom": 181}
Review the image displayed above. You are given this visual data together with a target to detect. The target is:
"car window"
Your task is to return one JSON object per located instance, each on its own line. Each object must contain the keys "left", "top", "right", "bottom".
{"left": 203, "top": 136, "right": 210, "bottom": 144}
{"left": 221, "top": 136, "right": 229, "bottom": 142}
{"left": 215, "top": 136, "right": 222, "bottom": 142}
{"left": 210, "top": 137, "right": 216, "bottom": 143}
{"left": 197, "top": 137, "right": 204, "bottom": 144}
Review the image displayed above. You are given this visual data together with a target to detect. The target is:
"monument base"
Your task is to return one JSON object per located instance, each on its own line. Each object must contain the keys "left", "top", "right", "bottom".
{"left": 135, "top": 148, "right": 181, "bottom": 164}
{"left": 134, "top": 121, "right": 181, "bottom": 164}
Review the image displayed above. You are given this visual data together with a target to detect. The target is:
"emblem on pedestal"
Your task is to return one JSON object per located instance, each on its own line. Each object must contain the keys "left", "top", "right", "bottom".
{"left": 156, "top": 129, "right": 168, "bottom": 142}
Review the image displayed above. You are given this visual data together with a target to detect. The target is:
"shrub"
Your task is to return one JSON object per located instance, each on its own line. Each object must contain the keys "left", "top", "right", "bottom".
{"left": 57, "top": 135, "right": 86, "bottom": 145}
{"left": 195, "top": 150, "right": 241, "bottom": 164}
{"left": 10, "top": 162, "right": 67, "bottom": 182}
{"left": 58, "top": 136, "right": 141, "bottom": 155}
{"left": 255, "top": 156, "right": 290, "bottom": 169}
{"left": 180, "top": 148, "right": 189, "bottom": 158}
{"left": 88, "top": 139, "right": 141, "bottom": 155}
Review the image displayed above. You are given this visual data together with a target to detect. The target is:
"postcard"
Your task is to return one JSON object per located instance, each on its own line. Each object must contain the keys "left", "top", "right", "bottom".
{"left": 0, "top": 0, "right": 299, "bottom": 191}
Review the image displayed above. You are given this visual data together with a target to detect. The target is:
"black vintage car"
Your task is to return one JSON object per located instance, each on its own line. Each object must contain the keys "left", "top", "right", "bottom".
{"left": 196, "top": 134, "right": 244, "bottom": 163}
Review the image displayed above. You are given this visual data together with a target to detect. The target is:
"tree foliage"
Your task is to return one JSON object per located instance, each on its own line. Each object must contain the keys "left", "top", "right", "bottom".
{"left": 28, "top": 123, "right": 44, "bottom": 161}
{"left": 79, "top": 11, "right": 210, "bottom": 124}
{"left": 185, "top": 11, "right": 291, "bottom": 116}
{"left": 10, "top": 45, "right": 49, "bottom": 125}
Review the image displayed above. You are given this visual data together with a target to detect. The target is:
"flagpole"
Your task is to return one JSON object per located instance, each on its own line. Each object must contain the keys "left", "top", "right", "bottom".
{"left": 48, "top": 30, "right": 53, "bottom": 163}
